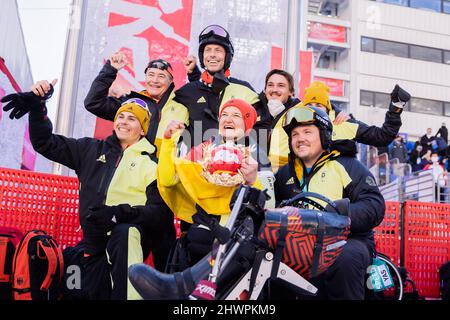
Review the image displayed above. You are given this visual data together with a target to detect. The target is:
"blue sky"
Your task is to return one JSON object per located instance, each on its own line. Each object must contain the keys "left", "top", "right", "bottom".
{"left": 17, "top": 0, "right": 71, "bottom": 123}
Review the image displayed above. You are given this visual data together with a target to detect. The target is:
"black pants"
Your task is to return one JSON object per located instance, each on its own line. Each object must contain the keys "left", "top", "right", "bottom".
{"left": 83, "top": 223, "right": 175, "bottom": 300}
{"left": 305, "top": 238, "right": 372, "bottom": 300}
{"left": 269, "top": 238, "right": 372, "bottom": 300}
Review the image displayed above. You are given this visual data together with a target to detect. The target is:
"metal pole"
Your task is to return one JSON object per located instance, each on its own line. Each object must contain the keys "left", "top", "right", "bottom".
{"left": 284, "top": 0, "right": 304, "bottom": 95}
{"left": 53, "top": 0, "right": 86, "bottom": 176}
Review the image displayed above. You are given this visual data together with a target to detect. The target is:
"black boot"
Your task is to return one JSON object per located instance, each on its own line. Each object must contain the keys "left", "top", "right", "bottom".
{"left": 128, "top": 254, "right": 212, "bottom": 300}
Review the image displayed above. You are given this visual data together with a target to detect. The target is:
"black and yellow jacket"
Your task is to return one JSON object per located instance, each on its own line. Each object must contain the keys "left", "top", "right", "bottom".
{"left": 269, "top": 104, "right": 402, "bottom": 172}
{"left": 84, "top": 61, "right": 188, "bottom": 157}
{"left": 274, "top": 153, "right": 385, "bottom": 244}
{"left": 28, "top": 105, "right": 173, "bottom": 254}
{"left": 173, "top": 78, "right": 260, "bottom": 148}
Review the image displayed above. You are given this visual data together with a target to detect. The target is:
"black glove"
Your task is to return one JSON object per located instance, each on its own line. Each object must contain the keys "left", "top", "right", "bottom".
{"left": 86, "top": 205, "right": 118, "bottom": 233}
{"left": 1, "top": 85, "right": 53, "bottom": 120}
{"left": 192, "top": 214, "right": 230, "bottom": 244}
{"left": 390, "top": 84, "right": 411, "bottom": 114}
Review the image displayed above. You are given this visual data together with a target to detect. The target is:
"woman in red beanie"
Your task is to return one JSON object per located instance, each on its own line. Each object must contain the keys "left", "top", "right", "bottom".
{"left": 157, "top": 98, "right": 262, "bottom": 270}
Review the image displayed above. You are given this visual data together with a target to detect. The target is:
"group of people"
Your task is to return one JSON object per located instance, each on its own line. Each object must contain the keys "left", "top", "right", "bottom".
{"left": 1, "top": 24, "right": 411, "bottom": 300}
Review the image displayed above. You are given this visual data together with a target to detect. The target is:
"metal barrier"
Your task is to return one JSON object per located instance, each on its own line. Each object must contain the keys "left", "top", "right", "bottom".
{"left": 380, "top": 170, "right": 435, "bottom": 203}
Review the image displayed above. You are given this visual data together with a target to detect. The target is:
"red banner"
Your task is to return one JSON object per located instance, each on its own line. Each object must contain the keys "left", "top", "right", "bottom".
{"left": 299, "top": 51, "right": 313, "bottom": 100}
{"left": 308, "top": 22, "right": 347, "bottom": 43}
{"left": 0, "top": 58, "right": 37, "bottom": 170}
{"left": 314, "top": 76, "right": 344, "bottom": 97}
{"left": 271, "top": 46, "right": 283, "bottom": 70}
{"left": 94, "top": 0, "right": 194, "bottom": 139}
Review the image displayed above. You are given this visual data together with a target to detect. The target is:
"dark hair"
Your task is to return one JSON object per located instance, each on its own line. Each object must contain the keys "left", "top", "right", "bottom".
{"left": 265, "top": 69, "right": 295, "bottom": 95}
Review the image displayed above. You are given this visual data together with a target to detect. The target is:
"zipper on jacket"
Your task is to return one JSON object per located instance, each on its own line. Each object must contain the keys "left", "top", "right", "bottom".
{"left": 97, "top": 151, "right": 123, "bottom": 203}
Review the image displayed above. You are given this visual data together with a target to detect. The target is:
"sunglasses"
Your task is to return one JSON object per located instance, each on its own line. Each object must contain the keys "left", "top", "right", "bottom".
{"left": 199, "top": 25, "right": 229, "bottom": 41}
{"left": 284, "top": 106, "right": 329, "bottom": 128}
{"left": 145, "top": 59, "right": 173, "bottom": 77}
{"left": 122, "top": 98, "right": 150, "bottom": 113}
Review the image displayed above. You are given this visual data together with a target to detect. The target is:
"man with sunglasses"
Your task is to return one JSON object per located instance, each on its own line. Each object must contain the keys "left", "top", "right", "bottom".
{"left": 84, "top": 52, "right": 188, "bottom": 157}
{"left": 2, "top": 80, "right": 176, "bottom": 300}
{"left": 273, "top": 104, "right": 385, "bottom": 300}
{"left": 173, "top": 25, "right": 261, "bottom": 148}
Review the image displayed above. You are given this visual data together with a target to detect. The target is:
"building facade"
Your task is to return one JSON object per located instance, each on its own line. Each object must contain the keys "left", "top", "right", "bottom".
{"left": 303, "top": 0, "right": 450, "bottom": 141}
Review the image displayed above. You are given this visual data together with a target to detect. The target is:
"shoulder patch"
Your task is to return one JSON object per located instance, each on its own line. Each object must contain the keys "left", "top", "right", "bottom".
{"left": 365, "top": 176, "right": 377, "bottom": 187}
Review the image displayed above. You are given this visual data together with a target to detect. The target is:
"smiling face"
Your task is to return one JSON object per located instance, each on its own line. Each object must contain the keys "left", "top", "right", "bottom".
{"left": 290, "top": 124, "right": 324, "bottom": 167}
{"left": 265, "top": 73, "right": 292, "bottom": 104}
{"left": 145, "top": 68, "right": 172, "bottom": 101}
{"left": 203, "top": 44, "right": 226, "bottom": 73}
{"left": 219, "top": 106, "right": 246, "bottom": 140}
{"left": 114, "top": 111, "right": 144, "bottom": 147}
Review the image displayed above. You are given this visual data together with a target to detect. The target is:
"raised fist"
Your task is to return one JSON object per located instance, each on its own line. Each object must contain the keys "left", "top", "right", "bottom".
{"left": 184, "top": 55, "right": 197, "bottom": 74}
{"left": 110, "top": 52, "right": 129, "bottom": 70}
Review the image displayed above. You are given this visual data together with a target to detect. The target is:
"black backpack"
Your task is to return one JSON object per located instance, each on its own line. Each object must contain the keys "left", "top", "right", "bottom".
{"left": 439, "top": 261, "right": 450, "bottom": 300}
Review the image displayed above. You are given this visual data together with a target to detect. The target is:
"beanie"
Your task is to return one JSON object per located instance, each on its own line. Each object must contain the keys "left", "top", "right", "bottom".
{"left": 114, "top": 98, "right": 151, "bottom": 135}
{"left": 303, "top": 81, "right": 332, "bottom": 111}
{"left": 219, "top": 98, "right": 257, "bottom": 134}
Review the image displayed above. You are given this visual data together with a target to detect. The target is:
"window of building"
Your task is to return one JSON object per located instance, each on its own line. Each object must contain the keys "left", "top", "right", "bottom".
{"left": 410, "top": 45, "right": 443, "bottom": 63}
{"left": 360, "top": 91, "right": 374, "bottom": 106}
{"left": 410, "top": 97, "right": 443, "bottom": 116}
{"left": 317, "top": 51, "right": 338, "bottom": 69}
{"left": 444, "top": 0, "right": 450, "bottom": 13}
{"left": 381, "top": 0, "right": 409, "bottom": 6}
{"left": 331, "top": 101, "right": 348, "bottom": 112}
{"left": 445, "top": 102, "right": 450, "bottom": 116}
{"left": 374, "top": 92, "right": 390, "bottom": 109}
{"left": 361, "top": 37, "right": 375, "bottom": 52}
{"left": 375, "top": 39, "right": 408, "bottom": 58}
{"left": 319, "top": 2, "right": 339, "bottom": 17}
{"left": 444, "top": 51, "right": 450, "bottom": 64}
{"left": 409, "top": 0, "right": 442, "bottom": 12}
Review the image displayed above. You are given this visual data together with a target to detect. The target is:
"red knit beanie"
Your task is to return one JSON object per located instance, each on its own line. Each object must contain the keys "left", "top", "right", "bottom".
{"left": 219, "top": 98, "right": 257, "bottom": 134}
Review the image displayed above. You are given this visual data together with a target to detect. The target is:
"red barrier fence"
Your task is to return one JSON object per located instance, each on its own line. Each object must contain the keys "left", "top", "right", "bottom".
{"left": 403, "top": 201, "right": 450, "bottom": 298}
{"left": 0, "top": 167, "right": 81, "bottom": 248}
{"left": 1, "top": 167, "right": 449, "bottom": 298}
{"left": 374, "top": 201, "right": 401, "bottom": 266}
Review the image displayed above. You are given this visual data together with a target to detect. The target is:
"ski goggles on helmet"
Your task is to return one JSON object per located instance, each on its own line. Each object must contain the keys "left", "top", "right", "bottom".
{"left": 145, "top": 59, "right": 173, "bottom": 77}
{"left": 284, "top": 105, "right": 330, "bottom": 129}
{"left": 199, "top": 25, "right": 230, "bottom": 41}
{"left": 121, "top": 98, "right": 150, "bottom": 113}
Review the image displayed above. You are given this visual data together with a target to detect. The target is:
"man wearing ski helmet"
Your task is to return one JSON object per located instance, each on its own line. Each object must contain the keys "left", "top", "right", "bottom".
{"left": 173, "top": 25, "right": 262, "bottom": 149}
{"left": 274, "top": 104, "right": 385, "bottom": 299}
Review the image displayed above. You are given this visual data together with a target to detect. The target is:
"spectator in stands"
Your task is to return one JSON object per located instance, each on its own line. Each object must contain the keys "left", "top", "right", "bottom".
{"left": 436, "top": 122, "right": 448, "bottom": 145}
{"left": 423, "top": 152, "right": 447, "bottom": 202}
{"left": 84, "top": 52, "right": 187, "bottom": 158}
{"left": 2, "top": 80, "right": 176, "bottom": 300}
{"left": 410, "top": 142, "right": 423, "bottom": 172}
{"left": 420, "top": 128, "right": 436, "bottom": 154}
{"left": 389, "top": 135, "right": 408, "bottom": 164}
